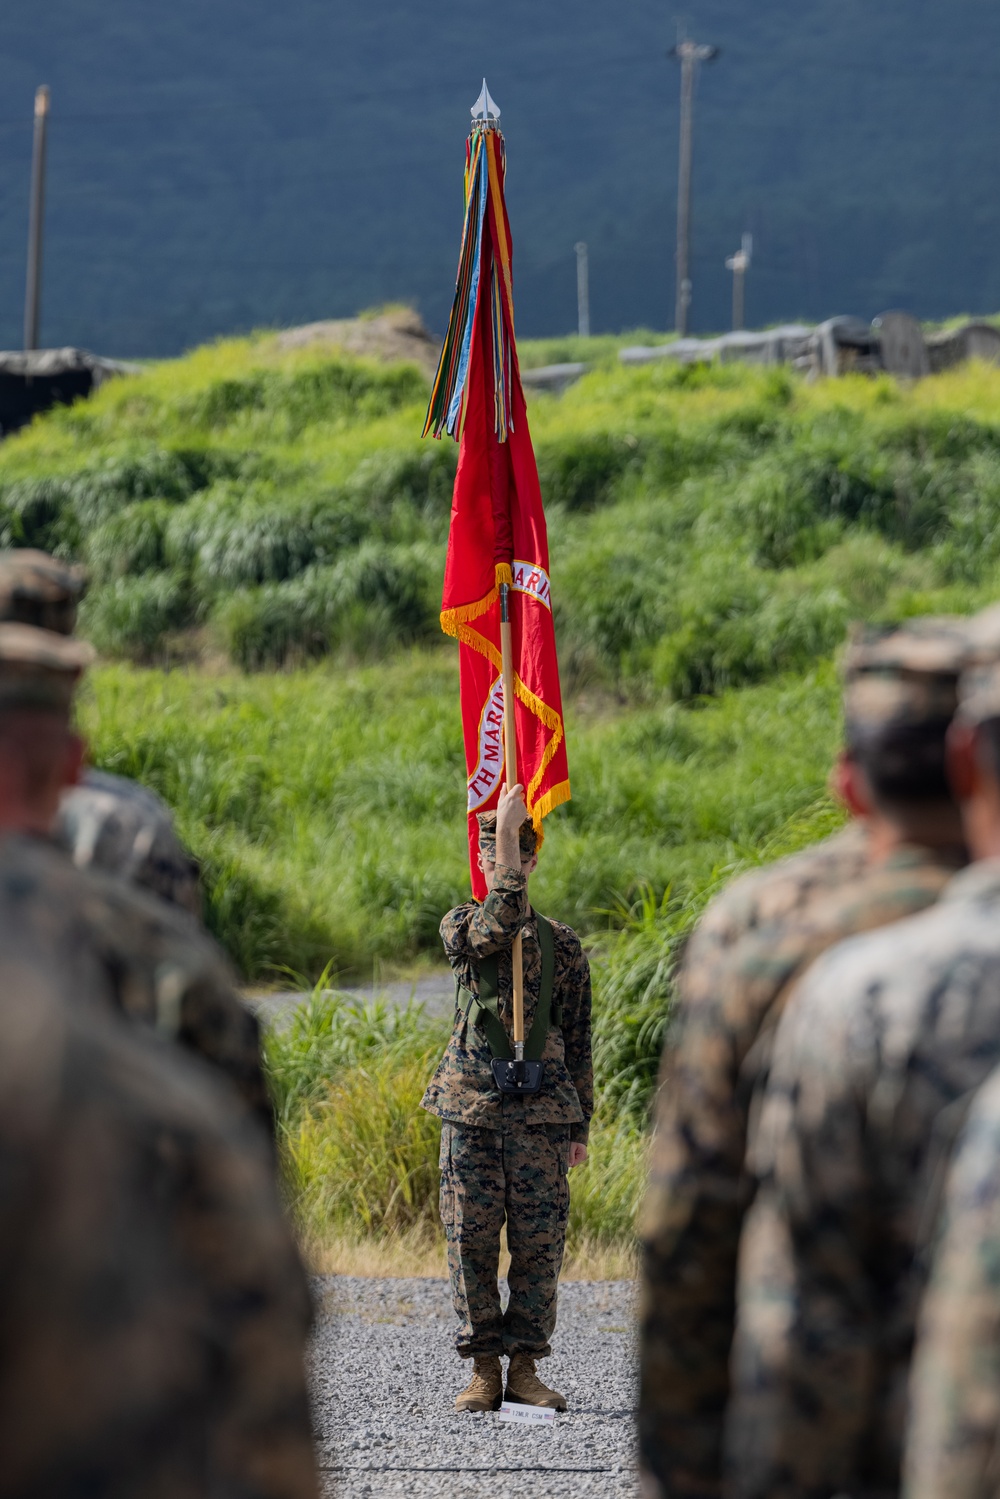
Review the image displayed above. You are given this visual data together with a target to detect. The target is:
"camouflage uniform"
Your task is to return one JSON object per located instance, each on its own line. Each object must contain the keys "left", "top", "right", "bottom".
{"left": 903, "top": 1063, "right": 1000, "bottom": 1499}
{"left": 0, "top": 908, "right": 318, "bottom": 1497}
{"left": 56, "top": 768, "right": 202, "bottom": 917}
{"left": 422, "top": 859, "right": 592, "bottom": 1359}
{"left": 0, "top": 548, "right": 202, "bottom": 916}
{"left": 639, "top": 847, "right": 962, "bottom": 1497}
{"left": 0, "top": 547, "right": 86, "bottom": 634}
{"left": 639, "top": 620, "right": 969, "bottom": 1499}
{"left": 0, "top": 829, "right": 273, "bottom": 1139}
{"left": 680, "top": 822, "right": 869, "bottom": 965}
{"left": 743, "top": 856, "right": 1000, "bottom": 1499}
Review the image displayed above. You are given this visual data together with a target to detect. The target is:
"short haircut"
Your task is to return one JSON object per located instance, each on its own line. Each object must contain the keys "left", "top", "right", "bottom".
{"left": 845, "top": 716, "right": 955, "bottom": 808}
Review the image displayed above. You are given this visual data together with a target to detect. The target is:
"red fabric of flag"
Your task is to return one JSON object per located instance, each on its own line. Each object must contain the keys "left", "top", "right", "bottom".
{"left": 432, "top": 128, "right": 570, "bottom": 900}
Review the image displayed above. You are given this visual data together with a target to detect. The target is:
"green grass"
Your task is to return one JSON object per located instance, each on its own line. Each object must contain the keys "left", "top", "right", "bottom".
{"left": 78, "top": 653, "right": 846, "bottom": 983}
{"left": 7, "top": 340, "right": 1000, "bottom": 683}
{"left": 18, "top": 332, "right": 1000, "bottom": 1258}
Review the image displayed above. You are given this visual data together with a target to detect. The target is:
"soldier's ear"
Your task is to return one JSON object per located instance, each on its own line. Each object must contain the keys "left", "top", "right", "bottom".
{"left": 946, "top": 719, "right": 979, "bottom": 801}
{"left": 831, "top": 751, "right": 873, "bottom": 819}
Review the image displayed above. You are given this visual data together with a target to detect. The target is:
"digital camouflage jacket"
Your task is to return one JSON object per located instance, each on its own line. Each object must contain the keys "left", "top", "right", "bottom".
{"left": 56, "top": 768, "right": 202, "bottom": 917}
{"left": 747, "top": 857, "right": 1000, "bottom": 1499}
{"left": 421, "top": 862, "right": 593, "bottom": 1144}
{"left": 0, "top": 925, "right": 317, "bottom": 1499}
{"left": 639, "top": 836, "right": 959, "bottom": 1499}
{"left": 904, "top": 1062, "right": 1000, "bottom": 1499}
{"left": 679, "top": 823, "right": 869, "bottom": 969}
{"left": 0, "top": 832, "right": 272, "bottom": 1139}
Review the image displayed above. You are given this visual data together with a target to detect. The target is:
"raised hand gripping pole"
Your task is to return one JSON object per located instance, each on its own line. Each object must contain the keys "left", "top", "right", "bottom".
{"left": 499, "top": 581, "right": 526, "bottom": 1066}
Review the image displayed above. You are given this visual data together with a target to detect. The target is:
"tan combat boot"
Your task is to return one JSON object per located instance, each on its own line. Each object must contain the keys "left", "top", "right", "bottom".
{"left": 504, "top": 1353, "right": 568, "bottom": 1411}
{"left": 454, "top": 1355, "right": 504, "bottom": 1412}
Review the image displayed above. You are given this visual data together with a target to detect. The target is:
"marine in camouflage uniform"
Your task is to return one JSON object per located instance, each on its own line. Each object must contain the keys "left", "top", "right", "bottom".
{"left": 422, "top": 797, "right": 592, "bottom": 1411}
{"left": 903, "top": 1063, "right": 1000, "bottom": 1499}
{"left": 0, "top": 829, "right": 273, "bottom": 1138}
{"left": 0, "top": 612, "right": 272, "bottom": 1139}
{"left": 0, "top": 906, "right": 318, "bottom": 1498}
{"left": 56, "top": 767, "right": 202, "bottom": 916}
{"left": 0, "top": 548, "right": 202, "bottom": 916}
{"left": 639, "top": 619, "right": 970, "bottom": 1499}
{"left": 739, "top": 645, "right": 1000, "bottom": 1499}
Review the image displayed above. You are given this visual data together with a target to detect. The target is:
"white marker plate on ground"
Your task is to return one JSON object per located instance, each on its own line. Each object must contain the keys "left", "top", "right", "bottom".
{"left": 498, "top": 1401, "right": 557, "bottom": 1425}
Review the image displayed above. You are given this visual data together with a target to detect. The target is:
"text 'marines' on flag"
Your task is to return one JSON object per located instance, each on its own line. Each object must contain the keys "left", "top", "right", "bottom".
{"left": 424, "top": 84, "right": 570, "bottom": 900}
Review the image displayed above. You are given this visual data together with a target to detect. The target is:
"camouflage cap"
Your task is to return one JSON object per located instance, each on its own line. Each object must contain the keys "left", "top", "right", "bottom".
{"left": 477, "top": 810, "right": 538, "bottom": 860}
{"left": 0, "top": 549, "right": 88, "bottom": 636}
{"left": 962, "top": 601, "right": 1000, "bottom": 667}
{"left": 956, "top": 665, "right": 1000, "bottom": 725}
{"left": 842, "top": 618, "right": 970, "bottom": 738}
{"left": 0, "top": 622, "right": 94, "bottom": 712}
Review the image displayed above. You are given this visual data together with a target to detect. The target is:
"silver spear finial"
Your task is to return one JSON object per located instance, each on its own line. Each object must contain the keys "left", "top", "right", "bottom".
{"left": 471, "top": 79, "right": 500, "bottom": 127}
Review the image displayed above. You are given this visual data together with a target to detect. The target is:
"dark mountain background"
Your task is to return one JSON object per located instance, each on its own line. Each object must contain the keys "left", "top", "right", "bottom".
{"left": 0, "top": 0, "right": 998, "bottom": 356}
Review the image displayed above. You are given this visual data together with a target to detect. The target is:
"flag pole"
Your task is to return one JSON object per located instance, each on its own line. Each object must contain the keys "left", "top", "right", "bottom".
{"left": 499, "top": 580, "right": 526, "bottom": 1067}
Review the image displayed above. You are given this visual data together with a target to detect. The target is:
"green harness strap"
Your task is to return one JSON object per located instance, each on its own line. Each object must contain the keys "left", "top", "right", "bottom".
{"left": 458, "top": 914, "right": 557, "bottom": 1063}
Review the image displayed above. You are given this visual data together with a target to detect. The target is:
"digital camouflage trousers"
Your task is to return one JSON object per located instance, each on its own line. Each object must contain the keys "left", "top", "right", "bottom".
{"left": 439, "top": 1121, "right": 570, "bottom": 1359}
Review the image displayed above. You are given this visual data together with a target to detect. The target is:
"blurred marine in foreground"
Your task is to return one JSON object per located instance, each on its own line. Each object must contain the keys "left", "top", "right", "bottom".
{"left": 639, "top": 616, "right": 970, "bottom": 1498}
{"left": 0, "top": 547, "right": 201, "bottom": 914}
{"left": 740, "top": 625, "right": 1000, "bottom": 1497}
{"left": 0, "top": 605, "right": 318, "bottom": 1494}
{"left": 0, "top": 548, "right": 270, "bottom": 1135}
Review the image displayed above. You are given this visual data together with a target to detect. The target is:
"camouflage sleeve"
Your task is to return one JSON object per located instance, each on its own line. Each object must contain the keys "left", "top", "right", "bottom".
{"left": 904, "top": 1071, "right": 1000, "bottom": 1499}
{"left": 556, "top": 930, "right": 592, "bottom": 1145}
{"left": 638, "top": 958, "right": 748, "bottom": 1499}
{"left": 741, "top": 957, "right": 880, "bottom": 1499}
{"left": 439, "top": 863, "right": 529, "bottom": 981}
{"left": 174, "top": 969, "right": 275, "bottom": 1142}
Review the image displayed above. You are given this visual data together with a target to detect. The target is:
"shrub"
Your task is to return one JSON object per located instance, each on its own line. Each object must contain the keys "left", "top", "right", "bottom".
{"left": 79, "top": 573, "right": 194, "bottom": 661}
{"left": 164, "top": 480, "right": 365, "bottom": 593}
{"left": 536, "top": 432, "right": 647, "bottom": 511}
{"left": 179, "top": 358, "right": 428, "bottom": 435}
{"left": 347, "top": 444, "right": 457, "bottom": 525}
{"left": 85, "top": 500, "right": 174, "bottom": 581}
{"left": 213, "top": 543, "right": 440, "bottom": 668}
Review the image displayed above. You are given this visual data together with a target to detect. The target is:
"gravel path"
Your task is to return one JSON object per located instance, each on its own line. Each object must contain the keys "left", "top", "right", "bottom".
{"left": 248, "top": 974, "right": 456, "bottom": 1027}
{"left": 310, "top": 1275, "right": 639, "bottom": 1498}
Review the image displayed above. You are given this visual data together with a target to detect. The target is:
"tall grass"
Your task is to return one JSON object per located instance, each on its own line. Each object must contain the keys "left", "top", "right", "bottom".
{"left": 27, "top": 330, "right": 1000, "bottom": 1264}
{"left": 8, "top": 339, "right": 1000, "bottom": 683}
{"left": 78, "top": 653, "right": 846, "bottom": 984}
{"left": 263, "top": 979, "right": 648, "bottom": 1267}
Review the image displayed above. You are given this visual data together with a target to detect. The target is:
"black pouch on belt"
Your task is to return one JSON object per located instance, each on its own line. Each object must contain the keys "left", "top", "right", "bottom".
{"left": 458, "top": 913, "right": 558, "bottom": 1097}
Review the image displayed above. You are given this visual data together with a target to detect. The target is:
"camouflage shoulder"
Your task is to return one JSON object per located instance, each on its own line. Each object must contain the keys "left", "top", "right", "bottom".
{"left": 0, "top": 833, "right": 233, "bottom": 981}
{"left": 440, "top": 899, "right": 478, "bottom": 939}
{"left": 538, "top": 913, "right": 586, "bottom": 955}
{"left": 56, "top": 769, "right": 200, "bottom": 916}
{"left": 690, "top": 823, "right": 868, "bottom": 955}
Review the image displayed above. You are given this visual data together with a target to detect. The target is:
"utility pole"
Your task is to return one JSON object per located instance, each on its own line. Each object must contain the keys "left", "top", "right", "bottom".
{"left": 575, "top": 241, "right": 590, "bottom": 338}
{"left": 669, "top": 39, "right": 718, "bottom": 336}
{"left": 725, "top": 233, "right": 752, "bottom": 331}
{"left": 24, "top": 85, "right": 50, "bottom": 352}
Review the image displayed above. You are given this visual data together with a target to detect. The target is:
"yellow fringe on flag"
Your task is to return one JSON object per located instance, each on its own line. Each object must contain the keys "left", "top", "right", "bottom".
{"left": 449, "top": 607, "right": 568, "bottom": 838}
{"left": 439, "top": 563, "right": 513, "bottom": 636}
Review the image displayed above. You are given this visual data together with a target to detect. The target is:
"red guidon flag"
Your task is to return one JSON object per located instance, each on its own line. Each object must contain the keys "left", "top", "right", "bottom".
{"left": 424, "top": 85, "right": 570, "bottom": 900}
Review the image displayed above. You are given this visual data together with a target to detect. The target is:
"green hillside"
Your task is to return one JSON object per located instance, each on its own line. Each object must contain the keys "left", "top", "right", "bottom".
{"left": 6, "top": 330, "right": 1000, "bottom": 998}
{"left": 10, "top": 333, "right": 1000, "bottom": 1255}
{"left": 3, "top": 0, "right": 1000, "bottom": 353}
